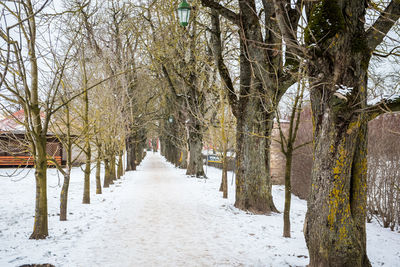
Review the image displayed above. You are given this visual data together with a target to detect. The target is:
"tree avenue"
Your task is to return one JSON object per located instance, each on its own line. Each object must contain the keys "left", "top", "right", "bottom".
{"left": 0, "top": 0, "right": 399, "bottom": 266}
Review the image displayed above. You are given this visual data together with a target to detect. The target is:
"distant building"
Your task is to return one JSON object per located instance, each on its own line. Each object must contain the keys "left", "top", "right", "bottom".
{"left": 0, "top": 110, "right": 62, "bottom": 167}
{"left": 270, "top": 121, "right": 289, "bottom": 185}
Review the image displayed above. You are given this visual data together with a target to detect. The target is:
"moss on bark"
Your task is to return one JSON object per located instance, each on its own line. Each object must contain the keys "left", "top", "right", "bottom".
{"left": 305, "top": 0, "right": 345, "bottom": 44}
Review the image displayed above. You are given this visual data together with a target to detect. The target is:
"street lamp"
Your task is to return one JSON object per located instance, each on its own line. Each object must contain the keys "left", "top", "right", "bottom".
{"left": 177, "top": 0, "right": 191, "bottom": 27}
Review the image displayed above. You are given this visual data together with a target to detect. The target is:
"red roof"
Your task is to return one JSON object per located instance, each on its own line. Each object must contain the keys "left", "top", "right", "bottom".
{"left": 0, "top": 109, "right": 45, "bottom": 133}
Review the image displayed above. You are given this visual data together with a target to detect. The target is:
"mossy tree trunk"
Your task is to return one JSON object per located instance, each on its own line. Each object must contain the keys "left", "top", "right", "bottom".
{"left": 301, "top": 1, "right": 400, "bottom": 265}
{"left": 305, "top": 98, "right": 371, "bottom": 266}
{"left": 179, "top": 149, "right": 188, "bottom": 169}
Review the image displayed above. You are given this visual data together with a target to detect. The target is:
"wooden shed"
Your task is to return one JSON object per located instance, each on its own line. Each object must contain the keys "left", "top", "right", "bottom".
{"left": 0, "top": 110, "right": 62, "bottom": 167}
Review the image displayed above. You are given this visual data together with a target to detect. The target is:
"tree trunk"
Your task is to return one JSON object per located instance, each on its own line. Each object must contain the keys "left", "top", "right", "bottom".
{"left": 103, "top": 158, "right": 111, "bottom": 188}
{"left": 126, "top": 136, "right": 136, "bottom": 171}
{"left": 60, "top": 104, "right": 73, "bottom": 220}
{"left": 26, "top": 0, "right": 48, "bottom": 239}
{"left": 60, "top": 171, "right": 70, "bottom": 221}
{"left": 303, "top": 1, "right": 376, "bottom": 265}
{"left": 283, "top": 149, "right": 293, "bottom": 238}
{"left": 126, "top": 138, "right": 132, "bottom": 171}
{"left": 179, "top": 149, "right": 188, "bottom": 169}
{"left": 164, "top": 135, "right": 177, "bottom": 165}
{"left": 186, "top": 127, "right": 205, "bottom": 177}
{"left": 82, "top": 143, "right": 91, "bottom": 204}
{"left": 305, "top": 109, "right": 370, "bottom": 266}
{"left": 235, "top": 100, "right": 278, "bottom": 214}
{"left": 95, "top": 156, "right": 102, "bottom": 194}
{"left": 135, "top": 142, "right": 142, "bottom": 166}
{"left": 110, "top": 154, "right": 116, "bottom": 183}
{"left": 160, "top": 137, "right": 165, "bottom": 156}
{"left": 219, "top": 85, "right": 228, "bottom": 198}
{"left": 221, "top": 154, "right": 228, "bottom": 199}
{"left": 117, "top": 152, "right": 123, "bottom": 179}
{"left": 81, "top": 49, "right": 91, "bottom": 204}
{"left": 152, "top": 139, "right": 158, "bottom": 152}
{"left": 30, "top": 137, "right": 48, "bottom": 239}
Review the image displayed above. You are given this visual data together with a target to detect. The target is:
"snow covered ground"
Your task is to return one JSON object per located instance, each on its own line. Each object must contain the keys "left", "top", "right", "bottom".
{"left": 0, "top": 153, "right": 399, "bottom": 266}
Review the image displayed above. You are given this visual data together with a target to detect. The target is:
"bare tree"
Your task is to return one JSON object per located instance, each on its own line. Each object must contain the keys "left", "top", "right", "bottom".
{"left": 367, "top": 113, "right": 400, "bottom": 231}
{"left": 203, "top": 0, "right": 304, "bottom": 213}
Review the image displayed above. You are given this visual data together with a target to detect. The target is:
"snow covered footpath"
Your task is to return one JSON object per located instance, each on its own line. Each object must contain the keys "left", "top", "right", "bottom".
{"left": 0, "top": 153, "right": 399, "bottom": 266}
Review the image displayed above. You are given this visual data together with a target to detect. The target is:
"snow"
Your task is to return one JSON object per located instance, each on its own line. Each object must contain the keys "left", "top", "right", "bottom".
{"left": 368, "top": 94, "right": 400, "bottom": 106}
{"left": 335, "top": 84, "right": 353, "bottom": 95}
{"left": 0, "top": 153, "right": 399, "bottom": 266}
{"left": 386, "top": 94, "right": 400, "bottom": 103}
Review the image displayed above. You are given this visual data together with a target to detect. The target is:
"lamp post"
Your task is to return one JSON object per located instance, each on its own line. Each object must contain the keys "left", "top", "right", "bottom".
{"left": 177, "top": 0, "right": 191, "bottom": 27}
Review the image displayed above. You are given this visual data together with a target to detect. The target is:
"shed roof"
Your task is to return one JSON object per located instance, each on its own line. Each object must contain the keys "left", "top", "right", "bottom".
{"left": 0, "top": 109, "right": 46, "bottom": 134}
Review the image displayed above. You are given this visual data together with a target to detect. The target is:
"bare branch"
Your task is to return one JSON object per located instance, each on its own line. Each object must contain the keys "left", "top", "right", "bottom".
{"left": 200, "top": 0, "right": 239, "bottom": 25}
{"left": 366, "top": 0, "right": 400, "bottom": 52}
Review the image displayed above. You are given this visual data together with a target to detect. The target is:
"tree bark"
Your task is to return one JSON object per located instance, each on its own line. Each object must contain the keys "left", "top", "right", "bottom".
{"left": 135, "top": 140, "right": 143, "bottom": 166}
{"left": 27, "top": 0, "right": 49, "bottom": 239}
{"left": 103, "top": 158, "right": 111, "bottom": 188}
{"left": 152, "top": 139, "right": 158, "bottom": 152}
{"left": 186, "top": 126, "right": 205, "bottom": 177}
{"left": 179, "top": 149, "right": 188, "bottom": 169}
{"left": 117, "top": 152, "right": 123, "bottom": 179}
{"left": 126, "top": 136, "right": 136, "bottom": 171}
{"left": 235, "top": 105, "right": 277, "bottom": 213}
{"left": 82, "top": 142, "right": 91, "bottom": 204}
{"left": 95, "top": 156, "right": 102, "bottom": 194}
{"left": 81, "top": 47, "right": 91, "bottom": 204}
{"left": 30, "top": 137, "right": 48, "bottom": 239}
{"left": 60, "top": 100, "right": 74, "bottom": 220}
{"left": 221, "top": 154, "right": 228, "bottom": 199}
{"left": 283, "top": 149, "right": 293, "bottom": 238}
{"left": 60, "top": 169, "right": 70, "bottom": 221}
{"left": 110, "top": 154, "right": 116, "bottom": 183}
{"left": 305, "top": 106, "right": 371, "bottom": 266}
{"left": 304, "top": 1, "right": 372, "bottom": 265}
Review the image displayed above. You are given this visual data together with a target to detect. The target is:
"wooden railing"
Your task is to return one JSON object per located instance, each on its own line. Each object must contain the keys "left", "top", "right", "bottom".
{"left": 0, "top": 156, "right": 62, "bottom": 166}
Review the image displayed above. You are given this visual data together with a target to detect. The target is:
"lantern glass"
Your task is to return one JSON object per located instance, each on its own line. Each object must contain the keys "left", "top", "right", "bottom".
{"left": 177, "top": 0, "right": 191, "bottom": 27}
